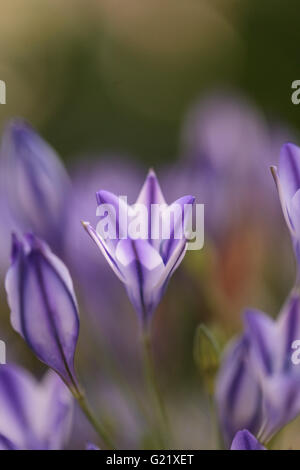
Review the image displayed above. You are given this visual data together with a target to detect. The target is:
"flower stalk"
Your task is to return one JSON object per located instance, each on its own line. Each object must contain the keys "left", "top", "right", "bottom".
{"left": 72, "top": 387, "right": 115, "bottom": 450}
{"left": 141, "top": 328, "right": 170, "bottom": 449}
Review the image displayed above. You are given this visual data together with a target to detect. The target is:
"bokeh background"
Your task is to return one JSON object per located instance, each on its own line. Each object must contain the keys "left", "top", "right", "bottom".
{"left": 0, "top": 0, "right": 300, "bottom": 449}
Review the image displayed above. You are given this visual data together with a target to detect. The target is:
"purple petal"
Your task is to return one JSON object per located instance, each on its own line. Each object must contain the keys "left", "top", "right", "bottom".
{"left": 289, "top": 189, "right": 300, "bottom": 236}
{"left": 115, "top": 238, "right": 165, "bottom": 321}
{"left": 160, "top": 195, "right": 195, "bottom": 263}
{"left": 86, "top": 442, "right": 100, "bottom": 450}
{"left": 258, "top": 375, "right": 300, "bottom": 443}
{"left": 277, "top": 294, "right": 300, "bottom": 372}
{"left": 271, "top": 143, "right": 300, "bottom": 239}
{"left": 155, "top": 236, "right": 188, "bottom": 298}
{"left": 81, "top": 221, "right": 125, "bottom": 282}
{"left": 96, "top": 189, "right": 131, "bottom": 242}
{"left": 5, "top": 234, "right": 79, "bottom": 390}
{"left": 271, "top": 165, "right": 296, "bottom": 237}
{"left": 244, "top": 309, "right": 276, "bottom": 376}
{"left": 135, "top": 169, "right": 166, "bottom": 245}
{"left": 216, "top": 336, "right": 263, "bottom": 447}
{"left": 0, "top": 434, "right": 19, "bottom": 450}
{"left": 136, "top": 169, "right": 166, "bottom": 207}
{"left": 279, "top": 143, "right": 300, "bottom": 204}
{"left": 231, "top": 430, "right": 265, "bottom": 450}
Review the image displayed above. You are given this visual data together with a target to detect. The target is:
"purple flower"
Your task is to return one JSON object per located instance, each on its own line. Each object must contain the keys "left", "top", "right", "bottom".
{"left": 0, "top": 119, "right": 70, "bottom": 250}
{"left": 231, "top": 430, "right": 265, "bottom": 450}
{"left": 216, "top": 294, "right": 300, "bottom": 446}
{"left": 5, "top": 233, "right": 80, "bottom": 392}
{"left": 82, "top": 169, "right": 195, "bottom": 326}
{"left": 271, "top": 143, "right": 300, "bottom": 264}
{"left": 179, "top": 92, "right": 289, "bottom": 238}
{"left": 0, "top": 364, "right": 72, "bottom": 450}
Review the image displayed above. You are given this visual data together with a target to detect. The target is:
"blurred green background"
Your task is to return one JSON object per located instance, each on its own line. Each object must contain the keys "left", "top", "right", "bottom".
{"left": 0, "top": 0, "right": 299, "bottom": 166}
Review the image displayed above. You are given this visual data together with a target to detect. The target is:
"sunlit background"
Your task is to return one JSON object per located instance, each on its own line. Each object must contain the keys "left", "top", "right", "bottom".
{"left": 0, "top": 0, "right": 300, "bottom": 450}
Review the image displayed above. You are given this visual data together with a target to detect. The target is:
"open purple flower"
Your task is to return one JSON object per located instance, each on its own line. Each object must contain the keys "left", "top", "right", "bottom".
{"left": 5, "top": 233, "right": 80, "bottom": 392}
{"left": 0, "top": 119, "right": 70, "bottom": 250}
{"left": 216, "top": 294, "right": 300, "bottom": 446}
{"left": 82, "top": 169, "right": 195, "bottom": 326}
{"left": 0, "top": 364, "right": 72, "bottom": 450}
{"left": 271, "top": 143, "right": 300, "bottom": 264}
{"left": 231, "top": 430, "right": 265, "bottom": 450}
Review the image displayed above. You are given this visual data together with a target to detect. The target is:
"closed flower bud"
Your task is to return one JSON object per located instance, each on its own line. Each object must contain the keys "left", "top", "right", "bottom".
{"left": 5, "top": 233, "right": 80, "bottom": 392}
{"left": 0, "top": 119, "right": 70, "bottom": 249}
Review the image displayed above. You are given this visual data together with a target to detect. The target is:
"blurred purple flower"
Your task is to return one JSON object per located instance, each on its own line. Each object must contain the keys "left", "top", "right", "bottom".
{"left": 216, "top": 294, "right": 300, "bottom": 446}
{"left": 0, "top": 119, "right": 70, "bottom": 251}
{"left": 0, "top": 364, "right": 72, "bottom": 450}
{"left": 82, "top": 169, "right": 194, "bottom": 326}
{"left": 182, "top": 93, "right": 272, "bottom": 178}
{"left": 231, "top": 430, "right": 265, "bottom": 450}
{"left": 172, "top": 92, "right": 291, "bottom": 238}
{"left": 271, "top": 143, "right": 300, "bottom": 265}
{"left": 5, "top": 233, "right": 80, "bottom": 392}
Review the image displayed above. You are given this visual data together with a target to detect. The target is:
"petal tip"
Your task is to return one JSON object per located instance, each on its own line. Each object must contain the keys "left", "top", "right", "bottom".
{"left": 243, "top": 309, "right": 256, "bottom": 326}
{"left": 270, "top": 165, "right": 279, "bottom": 186}
{"left": 281, "top": 142, "right": 299, "bottom": 152}
{"left": 188, "top": 195, "right": 196, "bottom": 205}
{"left": 148, "top": 167, "right": 156, "bottom": 177}
{"left": 4, "top": 118, "right": 34, "bottom": 146}
{"left": 81, "top": 220, "right": 90, "bottom": 230}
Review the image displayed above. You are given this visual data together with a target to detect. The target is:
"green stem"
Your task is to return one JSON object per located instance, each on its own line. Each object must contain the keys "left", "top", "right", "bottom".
{"left": 209, "top": 395, "right": 223, "bottom": 450}
{"left": 141, "top": 328, "right": 171, "bottom": 448}
{"left": 89, "top": 324, "right": 150, "bottom": 425}
{"left": 71, "top": 387, "right": 115, "bottom": 450}
{"left": 79, "top": 303, "right": 150, "bottom": 427}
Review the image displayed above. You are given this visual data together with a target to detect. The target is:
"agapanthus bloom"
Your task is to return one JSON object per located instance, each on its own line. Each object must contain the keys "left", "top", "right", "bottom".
{"left": 0, "top": 365, "right": 72, "bottom": 450}
{"left": 82, "top": 169, "right": 195, "bottom": 326}
{"left": 216, "top": 294, "right": 300, "bottom": 446}
{"left": 0, "top": 119, "right": 70, "bottom": 250}
{"left": 231, "top": 430, "right": 265, "bottom": 450}
{"left": 5, "top": 233, "right": 80, "bottom": 392}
